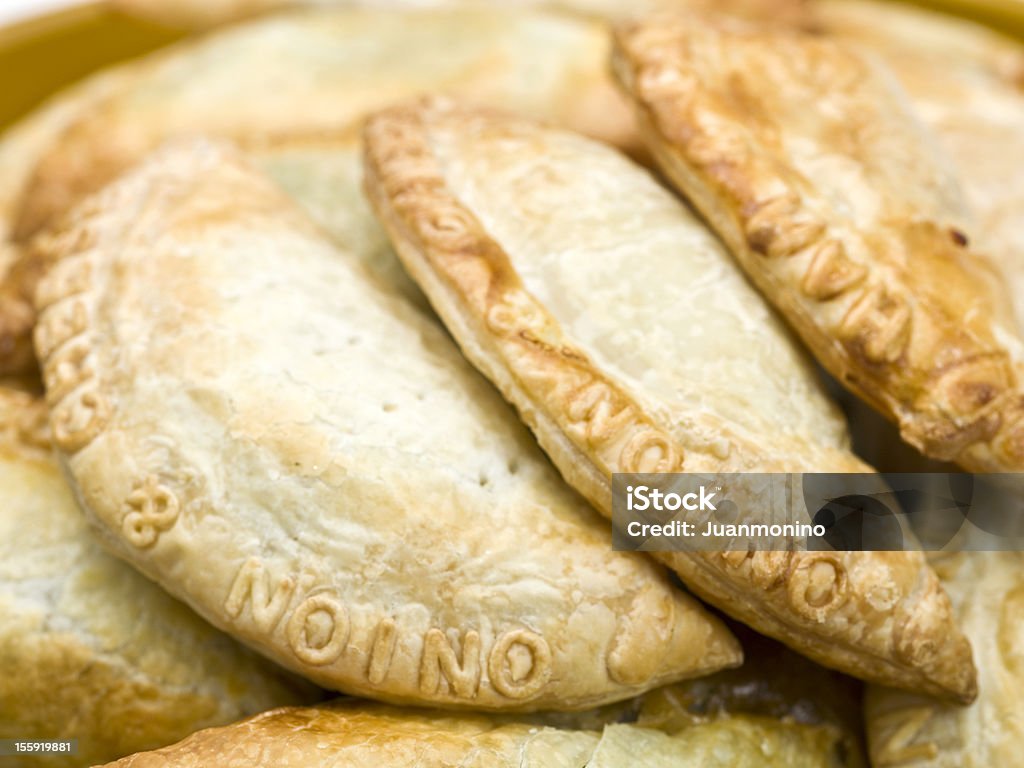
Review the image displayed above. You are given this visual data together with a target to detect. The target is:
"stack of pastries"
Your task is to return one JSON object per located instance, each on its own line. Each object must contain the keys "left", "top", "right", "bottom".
{"left": 0, "top": 0, "right": 1021, "bottom": 765}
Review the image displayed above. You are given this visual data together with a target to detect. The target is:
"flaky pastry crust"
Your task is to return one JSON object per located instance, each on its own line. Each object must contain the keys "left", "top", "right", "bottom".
{"left": 3, "top": 5, "right": 643, "bottom": 380}
{"left": 0, "top": 388, "right": 316, "bottom": 768}
{"left": 33, "top": 139, "right": 740, "bottom": 711}
{"left": 819, "top": 0, "right": 1024, "bottom": 335}
{"left": 362, "top": 99, "right": 975, "bottom": 702}
{"left": 866, "top": 552, "right": 1024, "bottom": 767}
{"left": 612, "top": 14, "right": 1024, "bottom": 473}
{"left": 0, "top": 67, "right": 139, "bottom": 378}
{"left": 99, "top": 700, "right": 852, "bottom": 767}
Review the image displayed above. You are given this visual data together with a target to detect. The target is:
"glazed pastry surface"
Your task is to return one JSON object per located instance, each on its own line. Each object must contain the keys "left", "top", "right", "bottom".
{"left": 362, "top": 99, "right": 975, "bottom": 702}
{"left": 612, "top": 13, "right": 1024, "bottom": 473}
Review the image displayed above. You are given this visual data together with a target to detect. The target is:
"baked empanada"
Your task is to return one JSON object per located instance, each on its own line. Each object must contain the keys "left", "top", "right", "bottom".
{"left": 98, "top": 701, "right": 852, "bottom": 767}
{"left": 362, "top": 99, "right": 975, "bottom": 701}
{"left": 820, "top": 0, "right": 1024, "bottom": 334}
{"left": 34, "top": 139, "right": 739, "bottom": 710}
{"left": 0, "top": 6, "right": 639, "bottom": 380}
{"left": 866, "top": 552, "right": 1024, "bottom": 767}
{"left": 612, "top": 14, "right": 1024, "bottom": 473}
{"left": 0, "top": 388, "right": 317, "bottom": 767}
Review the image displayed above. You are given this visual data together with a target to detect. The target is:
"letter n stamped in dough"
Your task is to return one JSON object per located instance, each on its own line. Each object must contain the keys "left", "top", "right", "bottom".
{"left": 225, "top": 558, "right": 302, "bottom": 634}
{"left": 419, "top": 628, "right": 482, "bottom": 698}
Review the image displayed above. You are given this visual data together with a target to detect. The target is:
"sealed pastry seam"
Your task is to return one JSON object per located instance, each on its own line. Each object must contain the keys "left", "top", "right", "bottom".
{"left": 610, "top": 19, "right": 1024, "bottom": 473}
{"left": 32, "top": 138, "right": 740, "bottom": 711}
{"left": 362, "top": 99, "right": 976, "bottom": 703}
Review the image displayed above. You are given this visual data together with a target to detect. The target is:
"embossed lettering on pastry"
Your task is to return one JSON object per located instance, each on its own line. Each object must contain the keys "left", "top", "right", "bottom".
{"left": 0, "top": 66, "right": 138, "bottom": 377}
{"left": 821, "top": 0, "right": 1024, "bottom": 335}
{"left": 0, "top": 388, "right": 316, "bottom": 768}
{"left": 98, "top": 701, "right": 853, "bottom": 767}
{"left": 34, "top": 140, "right": 739, "bottom": 710}
{"left": 362, "top": 100, "right": 975, "bottom": 702}
{"left": 612, "top": 15, "right": 1024, "bottom": 473}
{"left": 866, "top": 552, "right": 1024, "bottom": 767}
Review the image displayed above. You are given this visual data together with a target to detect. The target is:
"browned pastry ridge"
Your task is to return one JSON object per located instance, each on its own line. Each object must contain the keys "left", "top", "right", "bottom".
{"left": 865, "top": 552, "right": 1024, "bottom": 767}
{"left": 361, "top": 98, "right": 976, "bottom": 703}
{"left": 818, "top": 0, "right": 1024, "bottom": 336}
{"left": 611, "top": 13, "right": 1024, "bottom": 473}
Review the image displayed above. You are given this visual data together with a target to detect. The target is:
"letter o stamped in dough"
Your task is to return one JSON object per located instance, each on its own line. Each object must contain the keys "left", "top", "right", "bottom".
{"left": 620, "top": 429, "right": 681, "bottom": 473}
{"left": 788, "top": 555, "right": 847, "bottom": 622}
{"left": 287, "top": 593, "right": 350, "bottom": 666}
{"left": 487, "top": 629, "right": 552, "bottom": 700}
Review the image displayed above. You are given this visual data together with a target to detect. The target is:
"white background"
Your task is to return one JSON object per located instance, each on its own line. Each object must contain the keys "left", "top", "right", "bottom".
{"left": 0, "top": 0, "right": 92, "bottom": 27}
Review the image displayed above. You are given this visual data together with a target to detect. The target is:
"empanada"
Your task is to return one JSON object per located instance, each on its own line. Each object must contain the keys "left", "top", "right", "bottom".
{"left": 0, "top": 6, "right": 639, "bottom": 380}
{"left": 865, "top": 552, "right": 1024, "bottom": 767}
{"left": 362, "top": 99, "right": 975, "bottom": 701}
{"left": 33, "top": 139, "right": 739, "bottom": 710}
{"left": 820, "top": 0, "right": 1024, "bottom": 334}
{"left": 0, "top": 388, "right": 317, "bottom": 767}
{"left": 98, "top": 701, "right": 852, "bottom": 767}
{"left": 612, "top": 14, "right": 1024, "bottom": 473}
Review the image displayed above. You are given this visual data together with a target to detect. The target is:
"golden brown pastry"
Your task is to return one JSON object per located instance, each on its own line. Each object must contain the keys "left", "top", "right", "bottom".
{"left": 819, "top": 0, "right": 1024, "bottom": 334}
{"left": 362, "top": 99, "right": 975, "bottom": 702}
{"left": 612, "top": 14, "right": 1024, "bottom": 474}
{"left": 865, "top": 552, "right": 1024, "bottom": 767}
{"left": 0, "top": 67, "right": 138, "bottom": 377}
{"left": 33, "top": 138, "right": 739, "bottom": 711}
{"left": 0, "top": 6, "right": 639, "bottom": 381}
{"left": 0, "top": 388, "right": 318, "bottom": 767}
{"left": 98, "top": 701, "right": 853, "bottom": 767}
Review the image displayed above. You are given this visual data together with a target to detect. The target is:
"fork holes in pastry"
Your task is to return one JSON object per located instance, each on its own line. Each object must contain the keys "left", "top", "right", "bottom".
{"left": 507, "top": 458, "right": 520, "bottom": 475}
{"left": 382, "top": 402, "right": 397, "bottom": 413}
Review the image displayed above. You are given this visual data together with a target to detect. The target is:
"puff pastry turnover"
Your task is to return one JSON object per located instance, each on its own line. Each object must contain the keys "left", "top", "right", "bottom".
{"left": 362, "top": 99, "right": 975, "bottom": 702}
{"left": 99, "top": 701, "right": 853, "bottom": 767}
{"left": 34, "top": 139, "right": 739, "bottom": 710}
{"left": 820, "top": 0, "right": 1024, "bottom": 335}
{"left": 866, "top": 552, "right": 1024, "bottom": 767}
{"left": 612, "top": 14, "right": 1024, "bottom": 473}
{"left": 0, "top": 388, "right": 316, "bottom": 767}
{"left": 1, "top": 6, "right": 641, "bottom": 380}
